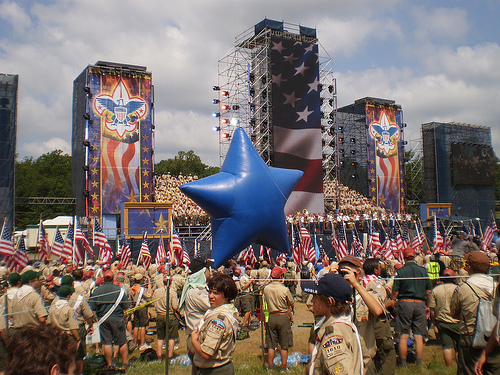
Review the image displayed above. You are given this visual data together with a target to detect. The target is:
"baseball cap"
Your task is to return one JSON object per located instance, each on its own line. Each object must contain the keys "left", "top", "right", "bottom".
{"left": 189, "top": 257, "right": 215, "bottom": 274}
{"left": 443, "top": 269, "right": 455, "bottom": 277}
{"left": 134, "top": 273, "right": 144, "bottom": 281}
{"left": 104, "top": 270, "right": 114, "bottom": 281}
{"left": 403, "top": 247, "right": 416, "bottom": 259}
{"left": 465, "top": 251, "right": 490, "bottom": 273}
{"left": 61, "top": 275, "right": 75, "bottom": 286}
{"left": 8, "top": 273, "right": 21, "bottom": 286}
{"left": 339, "top": 256, "right": 363, "bottom": 268}
{"left": 270, "top": 266, "right": 286, "bottom": 279}
{"left": 21, "top": 270, "right": 43, "bottom": 284}
{"left": 301, "top": 273, "right": 353, "bottom": 303}
{"left": 57, "top": 285, "right": 75, "bottom": 298}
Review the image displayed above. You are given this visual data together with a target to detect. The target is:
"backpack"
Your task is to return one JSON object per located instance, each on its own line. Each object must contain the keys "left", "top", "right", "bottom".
{"left": 464, "top": 282, "right": 496, "bottom": 348}
{"left": 283, "top": 270, "right": 294, "bottom": 287}
{"left": 300, "top": 265, "right": 311, "bottom": 280}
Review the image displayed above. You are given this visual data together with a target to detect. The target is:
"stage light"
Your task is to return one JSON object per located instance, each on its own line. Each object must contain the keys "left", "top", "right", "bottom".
{"left": 83, "top": 86, "right": 91, "bottom": 94}
{"left": 329, "top": 99, "right": 334, "bottom": 107}
{"left": 212, "top": 86, "right": 220, "bottom": 91}
{"left": 329, "top": 112, "right": 335, "bottom": 119}
{"left": 318, "top": 84, "right": 323, "bottom": 91}
{"left": 222, "top": 132, "right": 230, "bottom": 139}
{"left": 339, "top": 149, "right": 344, "bottom": 154}
{"left": 212, "top": 112, "right": 220, "bottom": 118}
{"left": 401, "top": 123, "right": 407, "bottom": 128}
{"left": 230, "top": 118, "right": 238, "bottom": 126}
{"left": 221, "top": 104, "right": 229, "bottom": 111}
{"left": 251, "top": 134, "right": 256, "bottom": 142}
{"left": 213, "top": 126, "right": 220, "bottom": 131}
{"left": 249, "top": 73, "right": 255, "bottom": 82}
{"left": 350, "top": 150, "right": 356, "bottom": 155}
{"left": 84, "top": 190, "right": 90, "bottom": 197}
{"left": 261, "top": 91, "right": 267, "bottom": 99}
{"left": 350, "top": 138, "right": 356, "bottom": 143}
{"left": 351, "top": 162, "right": 356, "bottom": 167}
{"left": 402, "top": 141, "right": 408, "bottom": 145}
{"left": 322, "top": 139, "right": 327, "bottom": 146}
{"left": 213, "top": 99, "right": 220, "bottom": 104}
{"left": 339, "top": 160, "right": 344, "bottom": 167}
{"left": 328, "top": 85, "right": 334, "bottom": 93}
{"left": 221, "top": 118, "right": 228, "bottom": 124}
{"left": 232, "top": 105, "right": 240, "bottom": 110}
{"left": 351, "top": 174, "right": 356, "bottom": 179}
{"left": 250, "top": 118, "right": 256, "bottom": 126}
{"left": 320, "top": 112, "right": 325, "bottom": 119}
{"left": 338, "top": 136, "right": 344, "bottom": 143}
{"left": 262, "top": 104, "right": 267, "bottom": 113}
{"left": 338, "top": 125, "right": 343, "bottom": 131}
{"left": 249, "top": 88, "right": 255, "bottom": 97}
{"left": 221, "top": 90, "right": 229, "bottom": 97}
{"left": 328, "top": 120, "right": 333, "bottom": 125}
{"left": 262, "top": 76, "right": 267, "bottom": 84}
{"left": 320, "top": 98, "right": 324, "bottom": 105}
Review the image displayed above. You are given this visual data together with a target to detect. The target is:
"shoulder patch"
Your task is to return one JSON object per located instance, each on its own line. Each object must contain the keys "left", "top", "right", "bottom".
{"left": 210, "top": 318, "right": 225, "bottom": 330}
{"left": 454, "top": 287, "right": 459, "bottom": 294}
{"left": 333, "top": 364, "right": 345, "bottom": 374}
{"left": 323, "top": 336, "right": 343, "bottom": 348}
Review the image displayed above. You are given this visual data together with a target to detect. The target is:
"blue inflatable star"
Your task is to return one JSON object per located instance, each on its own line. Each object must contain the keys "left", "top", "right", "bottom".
{"left": 180, "top": 127, "right": 303, "bottom": 268}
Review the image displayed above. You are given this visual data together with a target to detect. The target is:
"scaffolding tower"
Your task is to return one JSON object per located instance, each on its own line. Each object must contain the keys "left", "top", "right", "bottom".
{"left": 405, "top": 139, "right": 424, "bottom": 210}
{"left": 214, "top": 20, "right": 337, "bottom": 182}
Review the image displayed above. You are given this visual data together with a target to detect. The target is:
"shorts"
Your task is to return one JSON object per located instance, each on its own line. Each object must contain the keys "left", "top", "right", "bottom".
{"left": 133, "top": 307, "right": 149, "bottom": 328}
{"left": 76, "top": 325, "right": 87, "bottom": 360}
{"left": 266, "top": 314, "right": 292, "bottom": 350}
{"left": 197, "top": 361, "right": 234, "bottom": 375}
{"left": 100, "top": 316, "right": 127, "bottom": 347}
{"left": 395, "top": 300, "right": 427, "bottom": 336}
{"left": 436, "top": 321, "right": 460, "bottom": 350}
{"left": 240, "top": 294, "right": 254, "bottom": 314}
{"left": 157, "top": 315, "right": 179, "bottom": 341}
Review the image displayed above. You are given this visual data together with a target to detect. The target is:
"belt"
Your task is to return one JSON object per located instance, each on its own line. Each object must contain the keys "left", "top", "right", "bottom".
{"left": 270, "top": 312, "right": 288, "bottom": 315}
{"left": 399, "top": 298, "right": 425, "bottom": 303}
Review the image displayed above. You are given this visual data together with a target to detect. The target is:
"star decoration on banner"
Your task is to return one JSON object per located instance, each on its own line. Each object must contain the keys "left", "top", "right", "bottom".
{"left": 142, "top": 170, "right": 149, "bottom": 176}
{"left": 283, "top": 54, "right": 298, "bottom": 64}
{"left": 283, "top": 91, "right": 300, "bottom": 107}
{"left": 296, "top": 106, "right": 313, "bottom": 122}
{"left": 294, "top": 61, "right": 310, "bottom": 76}
{"left": 125, "top": 190, "right": 139, "bottom": 202}
{"left": 272, "top": 40, "right": 285, "bottom": 53}
{"left": 307, "top": 76, "right": 320, "bottom": 94}
{"left": 91, "top": 181, "right": 99, "bottom": 188}
{"left": 180, "top": 128, "right": 303, "bottom": 268}
{"left": 272, "top": 73, "right": 286, "bottom": 86}
{"left": 91, "top": 193, "right": 99, "bottom": 200}
{"left": 154, "top": 213, "right": 169, "bottom": 234}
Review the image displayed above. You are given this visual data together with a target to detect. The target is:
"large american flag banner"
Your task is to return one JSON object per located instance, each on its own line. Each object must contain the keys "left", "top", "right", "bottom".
{"left": 37, "top": 220, "right": 50, "bottom": 261}
{"left": 0, "top": 221, "right": 15, "bottom": 257}
{"left": 270, "top": 36, "right": 324, "bottom": 214}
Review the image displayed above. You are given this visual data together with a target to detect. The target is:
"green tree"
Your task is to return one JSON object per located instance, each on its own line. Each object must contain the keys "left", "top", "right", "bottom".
{"left": 15, "top": 150, "right": 73, "bottom": 229}
{"left": 155, "top": 150, "right": 220, "bottom": 178}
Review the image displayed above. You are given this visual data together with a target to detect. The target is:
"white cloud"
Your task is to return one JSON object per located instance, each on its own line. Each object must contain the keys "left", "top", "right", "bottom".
{"left": 20, "top": 137, "right": 70, "bottom": 157}
{"left": 0, "top": 1, "right": 31, "bottom": 35}
{"left": 412, "top": 6, "right": 469, "bottom": 43}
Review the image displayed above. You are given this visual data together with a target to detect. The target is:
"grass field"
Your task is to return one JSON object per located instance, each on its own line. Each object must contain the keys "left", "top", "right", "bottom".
{"left": 90, "top": 301, "right": 457, "bottom": 375}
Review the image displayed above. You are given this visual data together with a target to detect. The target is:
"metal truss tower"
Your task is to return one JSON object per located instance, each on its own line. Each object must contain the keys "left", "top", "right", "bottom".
{"left": 214, "top": 20, "right": 337, "bottom": 180}
{"left": 405, "top": 139, "right": 424, "bottom": 211}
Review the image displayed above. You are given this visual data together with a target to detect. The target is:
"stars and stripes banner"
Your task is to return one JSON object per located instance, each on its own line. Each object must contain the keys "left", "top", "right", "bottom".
{"left": 0, "top": 221, "right": 15, "bottom": 257}
{"left": 120, "top": 236, "right": 132, "bottom": 268}
{"left": 87, "top": 68, "right": 153, "bottom": 216}
{"left": 37, "top": 220, "right": 50, "bottom": 261}
{"left": 366, "top": 106, "right": 404, "bottom": 213}
{"left": 50, "top": 227, "right": 66, "bottom": 259}
{"left": 94, "top": 219, "right": 112, "bottom": 264}
{"left": 155, "top": 234, "right": 167, "bottom": 265}
{"left": 270, "top": 36, "right": 324, "bottom": 214}
{"left": 140, "top": 233, "right": 152, "bottom": 270}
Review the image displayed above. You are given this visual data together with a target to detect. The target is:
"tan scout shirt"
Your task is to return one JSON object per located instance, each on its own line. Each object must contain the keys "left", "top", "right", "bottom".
{"left": 263, "top": 281, "right": 294, "bottom": 313}
{"left": 194, "top": 304, "right": 238, "bottom": 369}
{"left": 68, "top": 292, "right": 94, "bottom": 325}
{"left": 353, "top": 291, "right": 377, "bottom": 367}
{"left": 313, "top": 315, "right": 362, "bottom": 375}
{"left": 12, "top": 285, "right": 48, "bottom": 328}
{"left": 429, "top": 283, "right": 460, "bottom": 324}
{"left": 152, "top": 286, "right": 179, "bottom": 315}
{"left": 48, "top": 299, "right": 79, "bottom": 333}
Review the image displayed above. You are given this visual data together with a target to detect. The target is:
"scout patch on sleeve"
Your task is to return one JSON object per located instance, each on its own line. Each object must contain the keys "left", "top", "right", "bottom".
{"left": 323, "top": 336, "right": 343, "bottom": 348}
{"left": 209, "top": 318, "right": 225, "bottom": 332}
{"left": 333, "top": 364, "right": 345, "bottom": 374}
{"left": 323, "top": 335, "right": 344, "bottom": 358}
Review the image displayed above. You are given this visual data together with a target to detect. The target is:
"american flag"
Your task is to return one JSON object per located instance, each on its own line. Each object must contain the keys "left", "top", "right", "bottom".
{"left": 120, "top": 236, "right": 132, "bottom": 268}
{"left": 439, "top": 221, "right": 453, "bottom": 253}
{"left": 182, "top": 249, "right": 191, "bottom": 266}
{"left": 270, "top": 35, "right": 324, "bottom": 213}
{"left": 481, "top": 216, "right": 498, "bottom": 252}
{"left": 394, "top": 226, "right": 405, "bottom": 263}
{"left": 169, "top": 225, "right": 184, "bottom": 266}
{"left": 336, "top": 220, "right": 348, "bottom": 261}
{"left": 292, "top": 225, "right": 302, "bottom": 264}
{"left": 276, "top": 253, "right": 287, "bottom": 265}
{"left": 140, "top": 233, "right": 152, "bottom": 270}
{"left": 62, "top": 221, "right": 75, "bottom": 260}
{"left": 410, "top": 222, "right": 423, "bottom": 253}
{"left": 369, "top": 221, "right": 382, "bottom": 257}
{"left": 380, "top": 225, "right": 393, "bottom": 260}
{"left": 242, "top": 247, "right": 256, "bottom": 267}
{"left": 155, "top": 234, "right": 167, "bottom": 265}
{"left": 432, "top": 216, "right": 444, "bottom": 254}
{"left": 259, "top": 245, "right": 271, "bottom": 261}
{"left": 300, "top": 224, "right": 315, "bottom": 262}
{"left": 0, "top": 221, "right": 15, "bottom": 257}
{"left": 350, "top": 224, "right": 363, "bottom": 258}
{"left": 50, "top": 227, "right": 65, "bottom": 258}
{"left": 75, "top": 220, "right": 94, "bottom": 259}
{"left": 94, "top": 219, "right": 112, "bottom": 264}
{"left": 37, "top": 220, "right": 50, "bottom": 261}
{"left": 401, "top": 220, "right": 410, "bottom": 248}
{"left": 7, "top": 236, "right": 29, "bottom": 272}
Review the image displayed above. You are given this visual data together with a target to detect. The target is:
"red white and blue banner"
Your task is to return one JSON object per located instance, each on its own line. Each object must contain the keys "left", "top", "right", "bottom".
{"left": 88, "top": 69, "right": 153, "bottom": 215}
{"left": 366, "top": 106, "right": 404, "bottom": 212}
{"left": 270, "top": 36, "right": 324, "bottom": 214}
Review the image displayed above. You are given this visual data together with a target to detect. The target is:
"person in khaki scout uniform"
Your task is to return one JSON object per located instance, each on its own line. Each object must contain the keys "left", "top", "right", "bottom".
{"left": 450, "top": 251, "right": 500, "bottom": 375}
{"left": 302, "top": 273, "right": 363, "bottom": 375}
{"left": 429, "top": 268, "right": 460, "bottom": 367}
{"left": 48, "top": 285, "right": 80, "bottom": 344}
{"left": 131, "top": 272, "right": 152, "bottom": 350}
{"left": 191, "top": 273, "right": 239, "bottom": 375}
{"left": 11, "top": 270, "right": 48, "bottom": 330}
{"left": 338, "top": 256, "right": 383, "bottom": 375}
{"left": 263, "top": 266, "right": 295, "bottom": 372}
{"left": 362, "top": 258, "right": 396, "bottom": 375}
{"left": 152, "top": 274, "right": 180, "bottom": 360}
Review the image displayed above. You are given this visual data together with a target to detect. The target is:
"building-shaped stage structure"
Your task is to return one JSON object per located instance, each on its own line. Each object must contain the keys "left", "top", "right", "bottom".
{"left": 422, "top": 122, "right": 495, "bottom": 222}
{"left": 0, "top": 74, "right": 18, "bottom": 232}
{"left": 72, "top": 62, "right": 155, "bottom": 237}
{"left": 215, "top": 19, "right": 337, "bottom": 214}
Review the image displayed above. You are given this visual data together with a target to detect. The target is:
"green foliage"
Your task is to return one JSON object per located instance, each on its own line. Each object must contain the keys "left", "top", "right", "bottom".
{"left": 155, "top": 150, "right": 220, "bottom": 178}
{"left": 15, "top": 150, "right": 73, "bottom": 229}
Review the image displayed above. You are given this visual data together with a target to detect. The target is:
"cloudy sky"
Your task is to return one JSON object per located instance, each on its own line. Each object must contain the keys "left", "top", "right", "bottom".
{"left": 1, "top": 0, "right": 499, "bottom": 167}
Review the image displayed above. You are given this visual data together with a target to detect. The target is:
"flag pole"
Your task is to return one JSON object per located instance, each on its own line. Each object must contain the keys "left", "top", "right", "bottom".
{"left": 477, "top": 218, "right": 484, "bottom": 238}
{"left": 72, "top": 216, "right": 77, "bottom": 264}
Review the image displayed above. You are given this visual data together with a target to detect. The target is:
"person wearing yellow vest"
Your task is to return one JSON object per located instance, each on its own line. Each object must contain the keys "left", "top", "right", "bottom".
{"left": 426, "top": 256, "right": 440, "bottom": 287}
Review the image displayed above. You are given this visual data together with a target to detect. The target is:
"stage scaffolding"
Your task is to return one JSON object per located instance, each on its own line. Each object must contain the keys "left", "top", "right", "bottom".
{"left": 215, "top": 20, "right": 337, "bottom": 181}
{"left": 405, "top": 139, "right": 424, "bottom": 210}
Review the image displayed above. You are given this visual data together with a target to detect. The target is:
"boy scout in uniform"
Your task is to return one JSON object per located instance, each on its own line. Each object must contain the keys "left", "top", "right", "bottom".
{"left": 11, "top": 270, "right": 48, "bottom": 330}
{"left": 191, "top": 273, "right": 239, "bottom": 375}
{"left": 302, "top": 272, "right": 363, "bottom": 375}
{"left": 48, "top": 285, "right": 80, "bottom": 344}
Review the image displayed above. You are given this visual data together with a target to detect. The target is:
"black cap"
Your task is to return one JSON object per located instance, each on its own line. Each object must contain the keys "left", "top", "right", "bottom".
{"left": 189, "top": 257, "right": 215, "bottom": 274}
{"left": 301, "top": 273, "right": 353, "bottom": 303}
